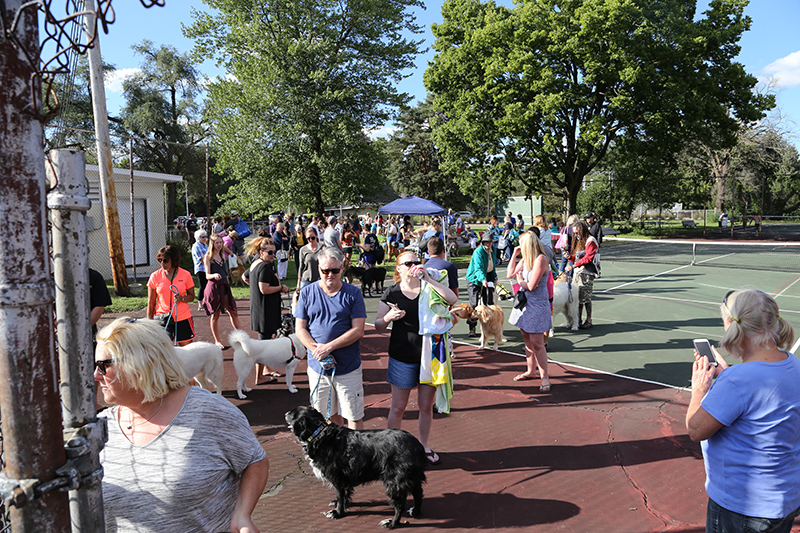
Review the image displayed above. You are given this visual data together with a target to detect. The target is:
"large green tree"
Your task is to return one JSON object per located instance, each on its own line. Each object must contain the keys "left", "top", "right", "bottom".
{"left": 119, "top": 40, "right": 211, "bottom": 222}
{"left": 185, "top": 0, "right": 424, "bottom": 216}
{"left": 425, "top": 0, "right": 774, "bottom": 216}
{"left": 385, "top": 96, "right": 473, "bottom": 209}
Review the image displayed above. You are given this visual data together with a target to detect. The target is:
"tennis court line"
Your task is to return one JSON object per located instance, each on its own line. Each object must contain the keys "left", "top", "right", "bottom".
{"left": 773, "top": 274, "right": 800, "bottom": 299}
{"left": 602, "top": 264, "right": 692, "bottom": 293}
{"left": 601, "top": 291, "right": 800, "bottom": 315}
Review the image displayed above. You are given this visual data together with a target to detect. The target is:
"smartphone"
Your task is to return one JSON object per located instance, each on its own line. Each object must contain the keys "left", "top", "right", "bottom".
{"left": 693, "top": 339, "right": 718, "bottom": 367}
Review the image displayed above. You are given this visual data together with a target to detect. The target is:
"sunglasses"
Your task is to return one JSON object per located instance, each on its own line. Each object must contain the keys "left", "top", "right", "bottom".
{"left": 320, "top": 268, "right": 341, "bottom": 275}
{"left": 94, "top": 358, "right": 115, "bottom": 376}
{"left": 156, "top": 258, "right": 170, "bottom": 263}
{"left": 260, "top": 249, "right": 275, "bottom": 255}
{"left": 307, "top": 236, "right": 317, "bottom": 241}
{"left": 402, "top": 261, "right": 422, "bottom": 267}
{"left": 723, "top": 290, "right": 735, "bottom": 308}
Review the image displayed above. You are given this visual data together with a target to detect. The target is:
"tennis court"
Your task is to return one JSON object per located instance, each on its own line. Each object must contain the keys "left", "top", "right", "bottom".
{"left": 434, "top": 238, "right": 800, "bottom": 389}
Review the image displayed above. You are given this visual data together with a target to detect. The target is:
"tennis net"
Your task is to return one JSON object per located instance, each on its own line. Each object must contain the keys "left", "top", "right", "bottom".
{"left": 599, "top": 238, "right": 800, "bottom": 272}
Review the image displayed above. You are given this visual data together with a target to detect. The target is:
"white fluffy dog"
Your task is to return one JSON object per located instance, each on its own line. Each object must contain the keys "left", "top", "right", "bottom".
{"left": 552, "top": 273, "right": 580, "bottom": 332}
{"left": 229, "top": 330, "right": 307, "bottom": 398}
{"left": 174, "top": 341, "right": 224, "bottom": 395}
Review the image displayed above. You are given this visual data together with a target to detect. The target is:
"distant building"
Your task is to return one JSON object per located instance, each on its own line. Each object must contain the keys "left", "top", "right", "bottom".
{"left": 85, "top": 164, "right": 182, "bottom": 280}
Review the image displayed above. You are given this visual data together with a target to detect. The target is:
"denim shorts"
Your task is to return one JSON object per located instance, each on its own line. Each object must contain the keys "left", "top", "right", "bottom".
{"left": 387, "top": 357, "right": 421, "bottom": 390}
{"left": 707, "top": 498, "right": 800, "bottom": 533}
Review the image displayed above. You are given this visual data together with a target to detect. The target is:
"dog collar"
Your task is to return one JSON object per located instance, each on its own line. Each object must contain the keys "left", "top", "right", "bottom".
{"left": 285, "top": 337, "right": 301, "bottom": 365}
{"left": 307, "top": 425, "right": 326, "bottom": 442}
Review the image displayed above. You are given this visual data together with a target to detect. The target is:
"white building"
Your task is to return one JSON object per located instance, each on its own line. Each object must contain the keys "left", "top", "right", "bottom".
{"left": 85, "top": 164, "right": 182, "bottom": 280}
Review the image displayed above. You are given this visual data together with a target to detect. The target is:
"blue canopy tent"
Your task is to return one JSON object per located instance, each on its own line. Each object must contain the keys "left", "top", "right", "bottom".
{"left": 378, "top": 196, "right": 447, "bottom": 216}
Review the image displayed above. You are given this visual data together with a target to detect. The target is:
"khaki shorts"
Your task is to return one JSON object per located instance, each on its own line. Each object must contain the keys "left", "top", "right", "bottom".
{"left": 307, "top": 365, "right": 364, "bottom": 422}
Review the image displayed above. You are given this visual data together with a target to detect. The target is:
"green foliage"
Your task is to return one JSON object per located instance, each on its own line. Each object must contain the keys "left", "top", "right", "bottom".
{"left": 385, "top": 96, "right": 473, "bottom": 209}
{"left": 120, "top": 40, "right": 211, "bottom": 222}
{"left": 425, "top": 0, "right": 773, "bottom": 216}
{"left": 185, "top": 0, "right": 425, "bottom": 216}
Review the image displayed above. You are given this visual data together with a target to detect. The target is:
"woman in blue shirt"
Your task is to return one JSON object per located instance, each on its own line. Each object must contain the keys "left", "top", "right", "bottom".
{"left": 687, "top": 289, "right": 800, "bottom": 532}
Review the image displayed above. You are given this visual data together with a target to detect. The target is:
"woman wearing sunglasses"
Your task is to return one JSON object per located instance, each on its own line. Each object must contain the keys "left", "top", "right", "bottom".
{"left": 94, "top": 317, "right": 268, "bottom": 532}
{"left": 296, "top": 226, "right": 324, "bottom": 291}
{"left": 687, "top": 289, "right": 800, "bottom": 532}
{"left": 146, "top": 245, "right": 195, "bottom": 345}
{"left": 244, "top": 236, "right": 290, "bottom": 382}
{"left": 201, "top": 233, "right": 242, "bottom": 349}
{"left": 374, "top": 251, "right": 458, "bottom": 465}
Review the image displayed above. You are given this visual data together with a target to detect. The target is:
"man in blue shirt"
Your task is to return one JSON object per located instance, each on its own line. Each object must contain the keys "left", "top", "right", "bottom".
{"left": 425, "top": 237, "right": 459, "bottom": 298}
{"left": 295, "top": 247, "right": 367, "bottom": 429}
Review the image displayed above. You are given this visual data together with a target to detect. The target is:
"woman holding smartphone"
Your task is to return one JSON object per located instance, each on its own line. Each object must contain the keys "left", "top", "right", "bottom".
{"left": 374, "top": 250, "right": 458, "bottom": 465}
{"left": 687, "top": 289, "right": 800, "bottom": 532}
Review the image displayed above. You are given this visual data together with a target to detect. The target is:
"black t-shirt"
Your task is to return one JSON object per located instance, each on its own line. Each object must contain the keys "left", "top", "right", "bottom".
{"left": 89, "top": 268, "right": 112, "bottom": 341}
{"left": 248, "top": 261, "right": 281, "bottom": 336}
{"left": 380, "top": 284, "right": 422, "bottom": 364}
{"left": 186, "top": 218, "right": 198, "bottom": 232}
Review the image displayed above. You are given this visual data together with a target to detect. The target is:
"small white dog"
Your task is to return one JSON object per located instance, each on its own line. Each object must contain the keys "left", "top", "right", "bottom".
{"left": 552, "top": 273, "right": 580, "bottom": 332}
{"left": 229, "top": 330, "right": 308, "bottom": 398}
{"left": 174, "top": 341, "right": 224, "bottom": 395}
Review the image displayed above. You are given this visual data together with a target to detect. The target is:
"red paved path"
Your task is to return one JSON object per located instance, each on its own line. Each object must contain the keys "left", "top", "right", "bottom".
{"left": 105, "top": 301, "right": 800, "bottom": 532}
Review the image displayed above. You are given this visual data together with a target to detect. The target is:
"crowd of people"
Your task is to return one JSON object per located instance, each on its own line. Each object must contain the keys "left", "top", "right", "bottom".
{"left": 96, "top": 208, "right": 800, "bottom": 531}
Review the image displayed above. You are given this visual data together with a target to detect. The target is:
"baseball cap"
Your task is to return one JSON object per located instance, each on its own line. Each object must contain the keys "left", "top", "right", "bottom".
{"left": 584, "top": 212, "right": 596, "bottom": 219}
{"left": 481, "top": 232, "right": 493, "bottom": 242}
{"left": 328, "top": 215, "right": 337, "bottom": 224}
{"left": 231, "top": 210, "right": 239, "bottom": 216}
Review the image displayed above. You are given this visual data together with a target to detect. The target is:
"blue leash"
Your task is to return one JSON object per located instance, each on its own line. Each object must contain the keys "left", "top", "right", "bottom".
{"left": 309, "top": 365, "right": 336, "bottom": 420}
{"left": 166, "top": 284, "right": 180, "bottom": 345}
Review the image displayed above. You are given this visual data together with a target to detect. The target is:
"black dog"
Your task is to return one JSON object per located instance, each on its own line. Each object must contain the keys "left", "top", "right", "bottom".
{"left": 285, "top": 406, "right": 427, "bottom": 528}
{"left": 276, "top": 312, "right": 295, "bottom": 337}
{"left": 343, "top": 265, "right": 386, "bottom": 297}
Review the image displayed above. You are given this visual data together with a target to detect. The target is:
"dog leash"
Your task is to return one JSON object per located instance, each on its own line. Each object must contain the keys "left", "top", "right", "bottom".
{"left": 309, "top": 364, "right": 336, "bottom": 421}
{"left": 167, "top": 284, "right": 180, "bottom": 345}
{"left": 566, "top": 270, "right": 574, "bottom": 304}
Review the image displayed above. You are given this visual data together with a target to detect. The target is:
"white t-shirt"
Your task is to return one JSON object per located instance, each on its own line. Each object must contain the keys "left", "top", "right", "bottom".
{"left": 100, "top": 387, "right": 266, "bottom": 532}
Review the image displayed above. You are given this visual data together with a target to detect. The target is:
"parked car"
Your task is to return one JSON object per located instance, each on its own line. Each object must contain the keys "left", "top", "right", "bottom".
{"left": 457, "top": 211, "right": 473, "bottom": 220}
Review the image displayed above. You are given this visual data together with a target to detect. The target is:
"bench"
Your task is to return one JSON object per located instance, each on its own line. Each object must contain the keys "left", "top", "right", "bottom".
{"left": 602, "top": 227, "right": 620, "bottom": 237}
{"left": 681, "top": 220, "right": 698, "bottom": 228}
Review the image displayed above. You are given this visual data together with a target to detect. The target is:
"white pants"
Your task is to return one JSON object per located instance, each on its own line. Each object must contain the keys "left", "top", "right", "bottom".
{"left": 277, "top": 250, "right": 289, "bottom": 279}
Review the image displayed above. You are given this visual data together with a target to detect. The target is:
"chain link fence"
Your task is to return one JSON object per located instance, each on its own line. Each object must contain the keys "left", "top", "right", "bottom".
{"left": 46, "top": 125, "right": 212, "bottom": 282}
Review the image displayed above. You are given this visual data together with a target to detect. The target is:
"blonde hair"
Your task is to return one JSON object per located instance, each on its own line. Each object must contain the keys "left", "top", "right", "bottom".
{"left": 519, "top": 231, "right": 543, "bottom": 271}
{"left": 245, "top": 236, "right": 273, "bottom": 256}
{"left": 205, "top": 233, "right": 225, "bottom": 261}
{"left": 96, "top": 317, "right": 189, "bottom": 403}
{"left": 720, "top": 289, "right": 794, "bottom": 356}
{"left": 534, "top": 215, "right": 546, "bottom": 229}
{"left": 566, "top": 214, "right": 580, "bottom": 226}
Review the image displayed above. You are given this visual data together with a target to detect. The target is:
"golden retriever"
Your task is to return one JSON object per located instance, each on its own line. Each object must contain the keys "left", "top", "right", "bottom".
{"left": 470, "top": 304, "right": 506, "bottom": 350}
{"left": 449, "top": 303, "right": 474, "bottom": 325}
{"left": 229, "top": 263, "right": 246, "bottom": 286}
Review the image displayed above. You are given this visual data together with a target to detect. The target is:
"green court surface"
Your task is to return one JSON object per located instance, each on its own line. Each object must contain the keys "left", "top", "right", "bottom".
{"left": 363, "top": 243, "right": 800, "bottom": 390}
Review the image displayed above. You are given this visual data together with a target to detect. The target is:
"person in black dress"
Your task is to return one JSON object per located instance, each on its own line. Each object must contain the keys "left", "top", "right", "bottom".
{"left": 244, "top": 237, "right": 290, "bottom": 382}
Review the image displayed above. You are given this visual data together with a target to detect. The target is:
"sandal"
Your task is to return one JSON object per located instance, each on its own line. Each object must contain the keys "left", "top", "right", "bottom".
{"left": 578, "top": 322, "right": 593, "bottom": 330}
{"left": 513, "top": 374, "right": 535, "bottom": 382}
{"left": 425, "top": 450, "right": 441, "bottom": 465}
{"left": 539, "top": 383, "right": 552, "bottom": 392}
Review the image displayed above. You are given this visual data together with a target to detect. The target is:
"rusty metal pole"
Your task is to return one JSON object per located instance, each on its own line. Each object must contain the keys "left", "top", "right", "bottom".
{"left": 47, "top": 150, "right": 107, "bottom": 532}
{"left": 0, "top": 2, "right": 71, "bottom": 530}
{"left": 84, "top": 0, "right": 129, "bottom": 296}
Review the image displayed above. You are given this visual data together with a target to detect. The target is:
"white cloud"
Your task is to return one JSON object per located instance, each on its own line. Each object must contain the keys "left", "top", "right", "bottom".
{"left": 763, "top": 51, "right": 800, "bottom": 88}
{"left": 103, "top": 68, "right": 141, "bottom": 92}
{"left": 366, "top": 125, "right": 395, "bottom": 140}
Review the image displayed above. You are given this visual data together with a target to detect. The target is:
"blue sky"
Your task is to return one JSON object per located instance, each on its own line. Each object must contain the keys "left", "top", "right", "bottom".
{"left": 93, "top": 0, "right": 800, "bottom": 146}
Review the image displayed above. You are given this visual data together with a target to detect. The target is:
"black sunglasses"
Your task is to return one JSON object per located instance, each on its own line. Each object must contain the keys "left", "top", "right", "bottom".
{"left": 307, "top": 236, "right": 317, "bottom": 241}
{"left": 320, "top": 268, "right": 341, "bottom": 275}
{"left": 94, "top": 359, "right": 115, "bottom": 375}
{"left": 260, "top": 249, "right": 275, "bottom": 255}
{"left": 156, "top": 258, "right": 170, "bottom": 263}
{"left": 723, "top": 290, "right": 735, "bottom": 307}
{"left": 402, "top": 261, "right": 422, "bottom": 267}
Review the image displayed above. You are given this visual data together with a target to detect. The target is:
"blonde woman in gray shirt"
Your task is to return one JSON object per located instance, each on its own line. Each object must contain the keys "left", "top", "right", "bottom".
{"left": 95, "top": 317, "right": 268, "bottom": 532}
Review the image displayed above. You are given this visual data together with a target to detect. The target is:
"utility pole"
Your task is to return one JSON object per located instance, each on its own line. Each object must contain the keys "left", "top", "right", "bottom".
{"left": 85, "top": 0, "right": 129, "bottom": 296}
